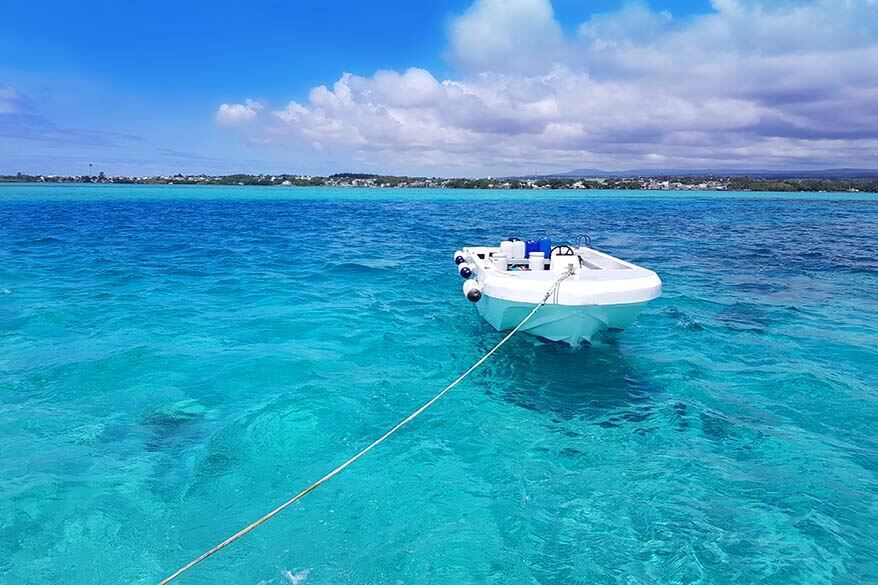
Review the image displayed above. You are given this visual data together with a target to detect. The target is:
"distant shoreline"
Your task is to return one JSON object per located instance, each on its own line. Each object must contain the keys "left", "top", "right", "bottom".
{"left": 2, "top": 173, "right": 876, "bottom": 193}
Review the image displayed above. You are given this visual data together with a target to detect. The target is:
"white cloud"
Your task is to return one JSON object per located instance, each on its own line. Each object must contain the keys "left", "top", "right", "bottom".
{"left": 218, "top": 0, "right": 878, "bottom": 174}
{"left": 579, "top": 1, "right": 674, "bottom": 49}
{"left": 215, "top": 98, "right": 263, "bottom": 125}
{"left": 448, "top": 0, "right": 566, "bottom": 74}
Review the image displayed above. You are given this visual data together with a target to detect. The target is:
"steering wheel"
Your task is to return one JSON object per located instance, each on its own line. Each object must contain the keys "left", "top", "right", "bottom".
{"left": 551, "top": 245, "right": 576, "bottom": 256}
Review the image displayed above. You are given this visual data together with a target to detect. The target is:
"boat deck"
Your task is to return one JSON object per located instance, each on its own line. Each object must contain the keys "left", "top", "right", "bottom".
{"left": 463, "top": 245, "right": 651, "bottom": 281}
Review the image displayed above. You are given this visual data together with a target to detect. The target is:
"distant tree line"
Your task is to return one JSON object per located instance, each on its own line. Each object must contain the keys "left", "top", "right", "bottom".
{"left": 727, "top": 178, "right": 878, "bottom": 192}
{"left": 2, "top": 172, "right": 877, "bottom": 192}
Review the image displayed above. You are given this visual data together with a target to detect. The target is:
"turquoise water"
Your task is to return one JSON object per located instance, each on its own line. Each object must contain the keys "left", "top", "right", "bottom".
{"left": 1, "top": 184, "right": 877, "bottom": 584}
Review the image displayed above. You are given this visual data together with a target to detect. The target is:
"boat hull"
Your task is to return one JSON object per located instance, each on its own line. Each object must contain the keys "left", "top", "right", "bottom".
{"left": 476, "top": 294, "right": 648, "bottom": 345}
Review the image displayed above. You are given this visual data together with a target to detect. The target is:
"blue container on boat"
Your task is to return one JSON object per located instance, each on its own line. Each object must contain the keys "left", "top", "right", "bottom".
{"left": 525, "top": 239, "right": 540, "bottom": 258}
{"left": 538, "top": 236, "right": 552, "bottom": 258}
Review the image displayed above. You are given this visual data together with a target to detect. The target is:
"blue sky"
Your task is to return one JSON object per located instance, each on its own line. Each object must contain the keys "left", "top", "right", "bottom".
{"left": 1, "top": 0, "right": 876, "bottom": 176}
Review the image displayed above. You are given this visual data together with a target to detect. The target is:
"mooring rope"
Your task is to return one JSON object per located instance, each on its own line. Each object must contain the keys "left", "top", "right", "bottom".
{"left": 158, "top": 270, "right": 573, "bottom": 584}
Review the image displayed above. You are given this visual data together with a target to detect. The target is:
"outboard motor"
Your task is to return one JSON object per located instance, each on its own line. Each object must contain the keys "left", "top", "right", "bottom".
{"left": 453, "top": 250, "right": 465, "bottom": 265}
{"left": 459, "top": 263, "right": 474, "bottom": 279}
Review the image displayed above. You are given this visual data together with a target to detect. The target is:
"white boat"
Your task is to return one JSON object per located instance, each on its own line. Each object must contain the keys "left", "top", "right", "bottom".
{"left": 453, "top": 238, "right": 661, "bottom": 345}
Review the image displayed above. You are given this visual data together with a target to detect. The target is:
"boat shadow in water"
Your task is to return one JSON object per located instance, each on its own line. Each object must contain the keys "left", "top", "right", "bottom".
{"left": 480, "top": 335, "right": 667, "bottom": 429}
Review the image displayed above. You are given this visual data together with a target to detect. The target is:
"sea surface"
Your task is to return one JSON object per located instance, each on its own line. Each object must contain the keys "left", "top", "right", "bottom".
{"left": 1, "top": 183, "right": 877, "bottom": 585}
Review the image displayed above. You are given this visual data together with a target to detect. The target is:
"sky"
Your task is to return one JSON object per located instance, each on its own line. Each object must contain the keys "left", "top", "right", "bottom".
{"left": 1, "top": 0, "right": 877, "bottom": 177}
